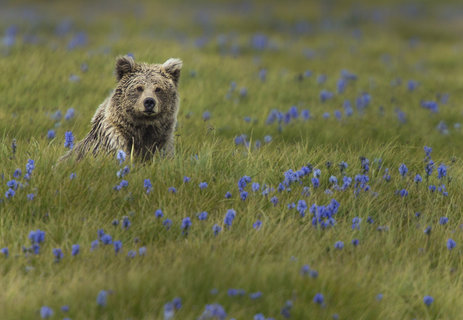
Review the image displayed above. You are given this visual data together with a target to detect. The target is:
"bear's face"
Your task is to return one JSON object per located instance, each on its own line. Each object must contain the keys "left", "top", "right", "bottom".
{"left": 124, "top": 70, "right": 176, "bottom": 119}
{"left": 113, "top": 56, "right": 182, "bottom": 123}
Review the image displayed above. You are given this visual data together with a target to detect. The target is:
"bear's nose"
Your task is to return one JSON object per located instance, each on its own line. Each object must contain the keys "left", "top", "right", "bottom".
{"left": 143, "top": 97, "right": 156, "bottom": 112}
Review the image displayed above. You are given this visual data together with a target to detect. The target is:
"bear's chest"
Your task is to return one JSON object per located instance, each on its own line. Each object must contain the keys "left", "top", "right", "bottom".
{"left": 128, "top": 124, "right": 171, "bottom": 155}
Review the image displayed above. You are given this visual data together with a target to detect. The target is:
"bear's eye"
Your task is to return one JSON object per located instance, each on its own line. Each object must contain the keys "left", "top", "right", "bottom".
{"left": 155, "top": 87, "right": 161, "bottom": 93}
{"left": 136, "top": 86, "right": 144, "bottom": 92}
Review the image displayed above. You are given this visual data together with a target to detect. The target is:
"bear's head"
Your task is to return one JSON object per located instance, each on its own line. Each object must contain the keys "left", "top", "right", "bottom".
{"left": 112, "top": 55, "right": 182, "bottom": 123}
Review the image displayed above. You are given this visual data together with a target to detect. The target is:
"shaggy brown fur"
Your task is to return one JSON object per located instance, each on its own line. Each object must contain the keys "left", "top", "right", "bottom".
{"left": 60, "top": 55, "right": 182, "bottom": 161}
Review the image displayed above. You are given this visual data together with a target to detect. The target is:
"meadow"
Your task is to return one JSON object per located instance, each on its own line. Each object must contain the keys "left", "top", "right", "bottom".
{"left": 1, "top": 1, "right": 463, "bottom": 319}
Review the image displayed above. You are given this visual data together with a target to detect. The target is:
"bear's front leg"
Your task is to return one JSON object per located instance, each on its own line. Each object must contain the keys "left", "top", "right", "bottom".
{"left": 162, "top": 135, "right": 175, "bottom": 158}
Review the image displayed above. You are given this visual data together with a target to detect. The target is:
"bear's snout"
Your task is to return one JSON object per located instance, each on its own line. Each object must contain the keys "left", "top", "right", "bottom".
{"left": 143, "top": 97, "right": 156, "bottom": 113}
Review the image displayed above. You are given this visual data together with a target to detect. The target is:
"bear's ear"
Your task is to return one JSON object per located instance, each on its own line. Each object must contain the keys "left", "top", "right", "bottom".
{"left": 162, "top": 58, "right": 182, "bottom": 85}
{"left": 115, "top": 56, "right": 136, "bottom": 81}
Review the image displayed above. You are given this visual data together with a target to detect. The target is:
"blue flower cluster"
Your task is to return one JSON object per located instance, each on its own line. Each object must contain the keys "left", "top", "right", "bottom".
{"left": 308, "top": 199, "right": 340, "bottom": 229}
{"left": 164, "top": 297, "right": 182, "bottom": 319}
{"left": 64, "top": 131, "right": 74, "bottom": 149}
{"left": 3, "top": 159, "right": 36, "bottom": 200}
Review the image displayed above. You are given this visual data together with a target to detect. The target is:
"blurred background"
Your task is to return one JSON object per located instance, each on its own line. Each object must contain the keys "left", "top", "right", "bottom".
{"left": 2, "top": 0, "right": 463, "bottom": 51}
{"left": 1, "top": 0, "right": 463, "bottom": 150}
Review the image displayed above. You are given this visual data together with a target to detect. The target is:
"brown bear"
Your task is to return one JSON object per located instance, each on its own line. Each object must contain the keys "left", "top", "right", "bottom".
{"left": 60, "top": 55, "right": 182, "bottom": 161}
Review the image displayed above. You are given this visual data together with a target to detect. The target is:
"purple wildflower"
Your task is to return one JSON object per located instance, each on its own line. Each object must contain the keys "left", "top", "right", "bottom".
{"left": 224, "top": 209, "right": 236, "bottom": 228}
{"left": 64, "top": 131, "right": 74, "bottom": 149}
{"left": 212, "top": 224, "right": 222, "bottom": 236}
{"left": 144, "top": 179, "right": 152, "bottom": 193}
{"left": 197, "top": 211, "right": 208, "bottom": 220}
{"left": 313, "top": 293, "right": 324, "bottom": 305}
{"left": 71, "top": 244, "right": 80, "bottom": 256}
{"left": 199, "top": 182, "right": 208, "bottom": 189}
{"left": 270, "top": 196, "right": 278, "bottom": 206}
{"left": 423, "top": 295, "right": 434, "bottom": 306}
{"left": 52, "top": 248, "right": 64, "bottom": 261}
{"left": 114, "top": 240, "right": 122, "bottom": 254}
{"left": 97, "top": 290, "right": 108, "bottom": 307}
{"left": 334, "top": 241, "right": 344, "bottom": 250}
{"left": 181, "top": 217, "right": 192, "bottom": 233}
{"left": 1, "top": 247, "right": 9, "bottom": 258}
{"left": 399, "top": 163, "right": 408, "bottom": 177}
{"left": 297, "top": 200, "right": 307, "bottom": 217}
{"left": 116, "top": 150, "right": 126, "bottom": 165}
{"left": 437, "top": 164, "right": 447, "bottom": 179}
{"left": 155, "top": 209, "right": 163, "bottom": 219}
{"left": 253, "top": 220, "right": 262, "bottom": 230}
{"left": 40, "top": 306, "right": 54, "bottom": 318}
{"left": 447, "top": 238, "right": 456, "bottom": 250}
{"left": 163, "top": 219, "right": 172, "bottom": 230}
{"left": 202, "top": 111, "right": 211, "bottom": 121}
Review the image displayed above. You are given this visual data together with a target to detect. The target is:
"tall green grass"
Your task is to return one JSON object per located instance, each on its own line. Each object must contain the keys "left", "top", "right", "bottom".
{"left": 1, "top": 1, "right": 463, "bottom": 319}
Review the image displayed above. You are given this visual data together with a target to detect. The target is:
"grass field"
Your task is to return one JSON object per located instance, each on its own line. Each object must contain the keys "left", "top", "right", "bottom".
{"left": 1, "top": 1, "right": 463, "bottom": 319}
